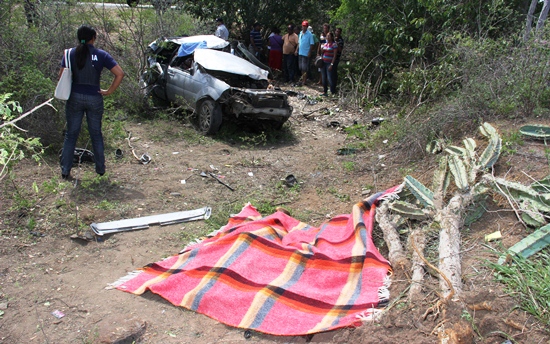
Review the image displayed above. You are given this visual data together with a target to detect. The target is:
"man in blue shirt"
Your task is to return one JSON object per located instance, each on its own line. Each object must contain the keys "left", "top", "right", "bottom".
{"left": 295, "top": 20, "right": 314, "bottom": 86}
{"left": 250, "top": 23, "right": 263, "bottom": 61}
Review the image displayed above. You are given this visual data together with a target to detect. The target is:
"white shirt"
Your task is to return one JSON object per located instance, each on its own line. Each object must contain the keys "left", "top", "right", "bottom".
{"left": 215, "top": 24, "right": 229, "bottom": 41}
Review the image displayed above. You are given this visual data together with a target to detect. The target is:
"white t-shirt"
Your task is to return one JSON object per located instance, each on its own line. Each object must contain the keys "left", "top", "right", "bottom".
{"left": 215, "top": 24, "right": 229, "bottom": 40}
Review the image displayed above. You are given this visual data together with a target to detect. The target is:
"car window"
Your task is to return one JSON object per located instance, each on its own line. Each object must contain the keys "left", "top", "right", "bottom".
{"left": 170, "top": 53, "right": 194, "bottom": 72}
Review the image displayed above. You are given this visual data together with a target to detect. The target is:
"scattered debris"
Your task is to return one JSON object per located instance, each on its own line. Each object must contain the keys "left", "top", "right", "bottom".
{"left": 58, "top": 147, "right": 95, "bottom": 163}
{"left": 70, "top": 231, "right": 95, "bottom": 242}
{"left": 484, "top": 230, "right": 502, "bottom": 242}
{"left": 284, "top": 174, "right": 297, "bottom": 187}
{"left": 126, "top": 131, "right": 152, "bottom": 165}
{"left": 209, "top": 172, "right": 234, "bottom": 191}
{"left": 285, "top": 90, "right": 298, "bottom": 97}
{"left": 90, "top": 207, "right": 212, "bottom": 236}
{"left": 115, "top": 148, "right": 123, "bottom": 159}
{"left": 51, "top": 310, "right": 65, "bottom": 319}
{"left": 139, "top": 153, "right": 151, "bottom": 165}
{"left": 0, "top": 302, "right": 7, "bottom": 310}
{"left": 337, "top": 148, "right": 357, "bottom": 155}
{"left": 327, "top": 121, "right": 340, "bottom": 128}
{"left": 371, "top": 117, "right": 384, "bottom": 125}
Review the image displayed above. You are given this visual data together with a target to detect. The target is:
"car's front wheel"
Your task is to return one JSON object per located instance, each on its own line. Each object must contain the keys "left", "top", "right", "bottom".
{"left": 197, "top": 98, "right": 222, "bottom": 135}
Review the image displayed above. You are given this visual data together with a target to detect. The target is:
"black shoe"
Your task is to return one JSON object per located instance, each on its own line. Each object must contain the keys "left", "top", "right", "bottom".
{"left": 61, "top": 173, "right": 69, "bottom": 180}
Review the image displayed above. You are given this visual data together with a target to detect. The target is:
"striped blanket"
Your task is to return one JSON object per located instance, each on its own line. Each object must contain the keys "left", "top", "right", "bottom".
{"left": 115, "top": 186, "right": 400, "bottom": 336}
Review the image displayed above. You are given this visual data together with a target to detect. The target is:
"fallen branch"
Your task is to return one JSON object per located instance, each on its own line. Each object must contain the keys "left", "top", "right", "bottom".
{"left": 209, "top": 172, "right": 234, "bottom": 191}
{"left": 408, "top": 228, "right": 426, "bottom": 302}
{"left": 487, "top": 172, "right": 527, "bottom": 228}
{"left": 375, "top": 203, "right": 410, "bottom": 269}
{"left": 302, "top": 107, "right": 328, "bottom": 119}
{"left": 412, "top": 234, "right": 455, "bottom": 303}
{"left": 0, "top": 98, "right": 56, "bottom": 131}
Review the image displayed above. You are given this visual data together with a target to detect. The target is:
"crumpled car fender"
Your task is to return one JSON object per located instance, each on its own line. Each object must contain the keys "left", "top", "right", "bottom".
{"left": 192, "top": 69, "right": 230, "bottom": 103}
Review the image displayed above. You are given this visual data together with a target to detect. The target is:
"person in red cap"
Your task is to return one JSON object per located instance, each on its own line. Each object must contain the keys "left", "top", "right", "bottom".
{"left": 295, "top": 20, "right": 315, "bottom": 86}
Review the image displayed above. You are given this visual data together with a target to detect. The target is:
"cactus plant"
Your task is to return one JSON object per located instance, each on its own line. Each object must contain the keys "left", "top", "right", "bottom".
{"left": 519, "top": 124, "right": 550, "bottom": 139}
{"left": 389, "top": 201, "right": 427, "bottom": 220}
{"left": 477, "top": 123, "right": 502, "bottom": 170}
{"left": 404, "top": 175, "right": 435, "bottom": 208}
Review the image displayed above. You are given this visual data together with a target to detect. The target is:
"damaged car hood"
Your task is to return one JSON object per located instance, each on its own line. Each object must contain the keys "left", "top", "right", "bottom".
{"left": 194, "top": 49, "right": 269, "bottom": 81}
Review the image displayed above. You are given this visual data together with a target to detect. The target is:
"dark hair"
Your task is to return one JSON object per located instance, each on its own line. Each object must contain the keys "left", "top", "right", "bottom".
{"left": 76, "top": 24, "right": 96, "bottom": 70}
{"left": 287, "top": 24, "right": 294, "bottom": 31}
{"left": 273, "top": 27, "right": 280, "bottom": 35}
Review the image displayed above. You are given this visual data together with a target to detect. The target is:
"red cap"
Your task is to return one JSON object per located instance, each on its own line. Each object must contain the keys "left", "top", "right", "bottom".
{"left": 302, "top": 20, "right": 309, "bottom": 27}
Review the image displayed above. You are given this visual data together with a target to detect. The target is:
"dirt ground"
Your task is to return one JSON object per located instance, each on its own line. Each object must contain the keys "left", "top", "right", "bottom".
{"left": 1, "top": 83, "right": 549, "bottom": 344}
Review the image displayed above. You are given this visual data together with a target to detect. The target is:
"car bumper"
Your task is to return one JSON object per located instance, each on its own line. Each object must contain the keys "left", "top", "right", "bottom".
{"left": 230, "top": 89, "right": 292, "bottom": 118}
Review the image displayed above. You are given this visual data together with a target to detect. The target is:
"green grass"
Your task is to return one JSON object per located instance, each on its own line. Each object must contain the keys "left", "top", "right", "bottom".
{"left": 490, "top": 249, "right": 550, "bottom": 327}
{"left": 501, "top": 130, "right": 524, "bottom": 156}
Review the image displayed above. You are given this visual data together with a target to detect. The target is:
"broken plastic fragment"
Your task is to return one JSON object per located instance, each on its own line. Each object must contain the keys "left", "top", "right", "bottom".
{"left": 485, "top": 230, "right": 502, "bottom": 242}
{"left": 52, "top": 310, "right": 65, "bottom": 319}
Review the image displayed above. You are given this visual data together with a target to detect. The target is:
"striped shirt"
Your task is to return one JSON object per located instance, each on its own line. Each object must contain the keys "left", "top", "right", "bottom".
{"left": 322, "top": 42, "right": 338, "bottom": 63}
{"left": 250, "top": 29, "right": 263, "bottom": 50}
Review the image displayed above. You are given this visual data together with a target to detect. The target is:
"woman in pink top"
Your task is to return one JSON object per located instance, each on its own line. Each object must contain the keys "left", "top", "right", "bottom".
{"left": 320, "top": 32, "right": 338, "bottom": 96}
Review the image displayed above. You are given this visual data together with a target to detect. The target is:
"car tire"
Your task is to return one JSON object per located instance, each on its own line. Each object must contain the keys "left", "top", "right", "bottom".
{"left": 197, "top": 98, "right": 222, "bottom": 135}
{"left": 151, "top": 92, "right": 169, "bottom": 108}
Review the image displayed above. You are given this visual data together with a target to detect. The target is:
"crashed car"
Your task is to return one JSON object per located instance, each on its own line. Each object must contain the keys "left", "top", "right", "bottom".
{"left": 140, "top": 35, "right": 293, "bottom": 134}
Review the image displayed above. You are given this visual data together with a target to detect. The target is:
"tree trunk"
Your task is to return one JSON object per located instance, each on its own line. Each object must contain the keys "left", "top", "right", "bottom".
{"left": 438, "top": 193, "right": 473, "bottom": 299}
{"left": 376, "top": 203, "right": 410, "bottom": 270}
{"left": 525, "top": 0, "right": 538, "bottom": 40}
{"left": 536, "top": 0, "right": 550, "bottom": 32}
{"left": 408, "top": 229, "right": 426, "bottom": 302}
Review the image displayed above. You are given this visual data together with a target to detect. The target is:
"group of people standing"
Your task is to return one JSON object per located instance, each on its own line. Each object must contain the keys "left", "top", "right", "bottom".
{"left": 215, "top": 18, "right": 344, "bottom": 94}
{"left": 272, "top": 21, "right": 344, "bottom": 95}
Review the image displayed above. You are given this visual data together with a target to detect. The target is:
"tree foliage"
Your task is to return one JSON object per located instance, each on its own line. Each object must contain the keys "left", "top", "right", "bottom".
{"left": 180, "top": 0, "right": 339, "bottom": 39}
{"left": 333, "top": 0, "right": 527, "bottom": 102}
{"left": 0, "top": 94, "right": 43, "bottom": 181}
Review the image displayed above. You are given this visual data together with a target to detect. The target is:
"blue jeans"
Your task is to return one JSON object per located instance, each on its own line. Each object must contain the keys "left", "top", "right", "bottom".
{"left": 321, "top": 62, "right": 336, "bottom": 94}
{"left": 61, "top": 92, "right": 105, "bottom": 175}
{"left": 283, "top": 54, "right": 296, "bottom": 82}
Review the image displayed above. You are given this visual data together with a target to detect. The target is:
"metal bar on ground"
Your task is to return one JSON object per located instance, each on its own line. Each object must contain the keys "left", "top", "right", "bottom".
{"left": 90, "top": 206, "right": 212, "bottom": 236}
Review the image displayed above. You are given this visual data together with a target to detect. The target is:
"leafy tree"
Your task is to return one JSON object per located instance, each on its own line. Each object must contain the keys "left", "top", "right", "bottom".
{"left": 180, "top": 0, "right": 339, "bottom": 39}
{"left": 333, "top": 0, "right": 527, "bottom": 103}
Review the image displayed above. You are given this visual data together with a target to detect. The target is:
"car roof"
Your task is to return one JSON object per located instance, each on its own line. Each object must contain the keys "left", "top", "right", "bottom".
{"left": 194, "top": 49, "right": 269, "bottom": 81}
{"left": 169, "top": 35, "right": 228, "bottom": 50}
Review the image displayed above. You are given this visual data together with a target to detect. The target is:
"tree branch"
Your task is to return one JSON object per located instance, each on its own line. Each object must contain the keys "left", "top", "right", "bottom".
{"left": 0, "top": 98, "right": 56, "bottom": 131}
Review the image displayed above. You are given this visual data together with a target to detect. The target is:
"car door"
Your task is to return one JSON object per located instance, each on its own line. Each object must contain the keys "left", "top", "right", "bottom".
{"left": 165, "top": 66, "right": 195, "bottom": 109}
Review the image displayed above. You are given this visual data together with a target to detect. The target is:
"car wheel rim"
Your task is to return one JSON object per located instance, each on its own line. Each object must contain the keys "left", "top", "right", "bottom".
{"left": 199, "top": 101, "right": 214, "bottom": 131}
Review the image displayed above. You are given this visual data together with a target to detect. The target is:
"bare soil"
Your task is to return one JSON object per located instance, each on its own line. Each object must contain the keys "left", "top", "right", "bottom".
{"left": 1, "top": 84, "right": 549, "bottom": 343}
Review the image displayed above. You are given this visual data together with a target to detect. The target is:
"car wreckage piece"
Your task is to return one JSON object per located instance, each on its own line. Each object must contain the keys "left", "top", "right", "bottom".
{"left": 90, "top": 206, "right": 212, "bottom": 236}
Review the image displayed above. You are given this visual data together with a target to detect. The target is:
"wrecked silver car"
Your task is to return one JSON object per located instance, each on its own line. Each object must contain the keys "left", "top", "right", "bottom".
{"left": 140, "top": 35, "right": 293, "bottom": 134}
